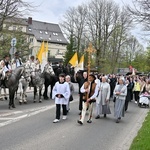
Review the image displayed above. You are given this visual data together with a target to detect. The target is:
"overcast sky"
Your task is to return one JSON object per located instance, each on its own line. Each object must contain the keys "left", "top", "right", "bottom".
{"left": 24, "top": 0, "right": 148, "bottom": 48}
{"left": 25, "top": 0, "right": 133, "bottom": 23}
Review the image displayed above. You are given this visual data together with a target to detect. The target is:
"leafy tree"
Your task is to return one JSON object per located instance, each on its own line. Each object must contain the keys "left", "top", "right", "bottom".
{"left": 0, "top": 27, "right": 30, "bottom": 60}
{"left": 63, "top": 32, "right": 76, "bottom": 65}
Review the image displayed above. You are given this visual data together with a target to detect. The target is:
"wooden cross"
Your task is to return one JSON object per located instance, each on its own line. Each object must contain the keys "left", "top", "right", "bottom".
{"left": 85, "top": 42, "right": 96, "bottom": 76}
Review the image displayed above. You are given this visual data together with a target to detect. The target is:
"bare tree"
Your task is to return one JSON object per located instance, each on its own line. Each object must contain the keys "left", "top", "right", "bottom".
{"left": 86, "top": 0, "right": 121, "bottom": 71}
{"left": 107, "top": 7, "right": 133, "bottom": 73}
{"left": 0, "top": 0, "right": 32, "bottom": 31}
{"left": 60, "top": 0, "right": 144, "bottom": 73}
{"left": 86, "top": 0, "right": 133, "bottom": 73}
{"left": 127, "top": 0, "right": 150, "bottom": 30}
{"left": 60, "top": 4, "right": 88, "bottom": 53}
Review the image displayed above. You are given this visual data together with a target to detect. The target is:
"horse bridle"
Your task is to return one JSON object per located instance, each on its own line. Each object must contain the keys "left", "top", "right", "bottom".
{"left": 44, "top": 66, "right": 55, "bottom": 75}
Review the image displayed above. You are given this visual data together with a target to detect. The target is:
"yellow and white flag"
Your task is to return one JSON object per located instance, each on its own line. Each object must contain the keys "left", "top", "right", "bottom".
{"left": 77, "top": 55, "right": 84, "bottom": 70}
{"left": 41, "top": 41, "right": 49, "bottom": 71}
{"left": 69, "top": 52, "right": 78, "bottom": 67}
{"left": 37, "top": 41, "right": 45, "bottom": 63}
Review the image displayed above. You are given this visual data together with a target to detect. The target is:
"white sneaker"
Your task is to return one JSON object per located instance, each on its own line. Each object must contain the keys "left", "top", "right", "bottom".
{"left": 53, "top": 119, "right": 59, "bottom": 123}
{"left": 135, "top": 101, "right": 137, "bottom": 104}
{"left": 62, "top": 116, "right": 67, "bottom": 120}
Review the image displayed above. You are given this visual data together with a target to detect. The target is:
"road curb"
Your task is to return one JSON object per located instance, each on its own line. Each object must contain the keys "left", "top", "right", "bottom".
{"left": 117, "top": 109, "right": 149, "bottom": 150}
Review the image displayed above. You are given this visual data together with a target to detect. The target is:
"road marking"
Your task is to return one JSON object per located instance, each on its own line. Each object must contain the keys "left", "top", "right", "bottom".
{"left": 0, "top": 118, "right": 16, "bottom": 120}
{"left": 0, "top": 111, "right": 23, "bottom": 117}
{"left": 0, "top": 98, "right": 78, "bottom": 128}
{"left": 0, "top": 105, "right": 56, "bottom": 128}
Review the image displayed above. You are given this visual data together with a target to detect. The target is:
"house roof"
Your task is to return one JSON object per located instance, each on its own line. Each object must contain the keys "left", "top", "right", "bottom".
{"left": 5, "top": 17, "right": 28, "bottom": 26}
{"left": 4, "top": 17, "right": 68, "bottom": 45}
{"left": 27, "top": 20, "right": 68, "bottom": 45}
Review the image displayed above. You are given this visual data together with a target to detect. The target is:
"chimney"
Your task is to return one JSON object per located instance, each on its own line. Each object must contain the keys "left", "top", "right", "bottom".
{"left": 28, "top": 17, "right": 32, "bottom": 25}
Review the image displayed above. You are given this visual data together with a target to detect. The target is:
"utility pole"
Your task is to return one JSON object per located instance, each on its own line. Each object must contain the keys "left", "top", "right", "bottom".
{"left": 10, "top": 38, "right": 17, "bottom": 59}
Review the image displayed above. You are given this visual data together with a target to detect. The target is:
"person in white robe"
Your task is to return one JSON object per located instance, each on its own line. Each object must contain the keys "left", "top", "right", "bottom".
{"left": 95, "top": 76, "right": 111, "bottom": 119}
{"left": 95, "top": 74, "right": 101, "bottom": 87}
{"left": 52, "top": 73, "right": 70, "bottom": 123}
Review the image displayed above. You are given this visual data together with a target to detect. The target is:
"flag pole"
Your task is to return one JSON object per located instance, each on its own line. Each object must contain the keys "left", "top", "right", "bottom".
{"left": 85, "top": 42, "right": 96, "bottom": 78}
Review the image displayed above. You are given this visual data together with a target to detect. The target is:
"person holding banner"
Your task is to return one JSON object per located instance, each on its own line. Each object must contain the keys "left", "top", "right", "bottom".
{"left": 77, "top": 74, "right": 99, "bottom": 125}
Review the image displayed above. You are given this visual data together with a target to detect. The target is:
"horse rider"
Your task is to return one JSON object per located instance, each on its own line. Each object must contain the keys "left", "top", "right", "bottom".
{"left": 55, "top": 61, "right": 64, "bottom": 76}
{"left": 11, "top": 52, "right": 23, "bottom": 69}
{"left": 26, "top": 56, "right": 40, "bottom": 73}
{"left": 2, "top": 54, "right": 12, "bottom": 80}
{"left": 26, "top": 56, "right": 34, "bottom": 72}
{"left": 45, "top": 59, "right": 52, "bottom": 68}
{"left": 26, "top": 56, "right": 41, "bottom": 87}
{"left": 35, "top": 58, "right": 41, "bottom": 72}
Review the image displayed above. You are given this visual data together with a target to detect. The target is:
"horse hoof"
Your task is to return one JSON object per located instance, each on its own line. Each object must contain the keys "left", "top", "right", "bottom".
{"left": 39, "top": 100, "right": 42, "bottom": 103}
{"left": 24, "top": 101, "right": 27, "bottom": 104}
{"left": 12, "top": 105, "right": 16, "bottom": 108}
{"left": 9, "top": 106, "right": 12, "bottom": 110}
{"left": 44, "top": 97, "right": 49, "bottom": 100}
{"left": 33, "top": 101, "right": 36, "bottom": 103}
{"left": 19, "top": 102, "right": 22, "bottom": 105}
{"left": 4, "top": 97, "right": 7, "bottom": 100}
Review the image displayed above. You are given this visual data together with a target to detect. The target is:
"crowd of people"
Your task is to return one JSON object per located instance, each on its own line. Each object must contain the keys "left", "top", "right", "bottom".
{"left": 0, "top": 53, "right": 150, "bottom": 125}
{"left": 52, "top": 70, "right": 150, "bottom": 124}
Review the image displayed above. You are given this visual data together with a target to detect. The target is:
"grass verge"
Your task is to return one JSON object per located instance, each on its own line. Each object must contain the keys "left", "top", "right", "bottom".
{"left": 130, "top": 110, "right": 150, "bottom": 150}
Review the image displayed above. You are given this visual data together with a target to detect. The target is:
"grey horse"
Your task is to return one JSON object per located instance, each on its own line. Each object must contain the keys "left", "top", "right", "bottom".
{"left": 30, "top": 70, "right": 45, "bottom": 103}
{"left": 4, "top": 66, "right": 25, "bottom": 109}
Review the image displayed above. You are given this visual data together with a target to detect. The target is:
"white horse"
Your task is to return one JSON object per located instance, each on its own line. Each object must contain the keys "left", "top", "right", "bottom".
{"left": 17, "top": 71, "right": 31, "bottom": 104}
{"left": 13, "top": 62, "right": 31, "bottom": 104}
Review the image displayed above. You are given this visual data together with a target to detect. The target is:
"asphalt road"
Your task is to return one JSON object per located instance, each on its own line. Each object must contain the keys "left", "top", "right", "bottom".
{"left": 0, "top": 85, "right": 149, "bottom": 150}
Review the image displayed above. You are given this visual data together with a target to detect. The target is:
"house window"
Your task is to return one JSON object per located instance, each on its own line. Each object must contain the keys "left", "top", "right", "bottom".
{"left": 40, "top": 37, "right": 43, "bottom": 39}
{"left": 49, "top": 38, "right": 51, "bottom": 40}
{"left": 45, "top": 31, "right": 48, "bottom": 34}
{"left": 13, "top": 26, "right": 17, "bottom": 30}
{"left": 30, "top": 38, "right": 33, "bottom": 42}
{"left": 18, "top": 26, "right": 23, "bottom": 31}
{"left": 28, "top": 28, "right": 32, "bottom": 31}
{"left": 40, "top": 31, "right": 42, "bottom": 34}
{"left": 53, "top": 32, "right": 58, "bottom": 36}
{"left": 57, "top": 39, "right": 62, "bottom": 41}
